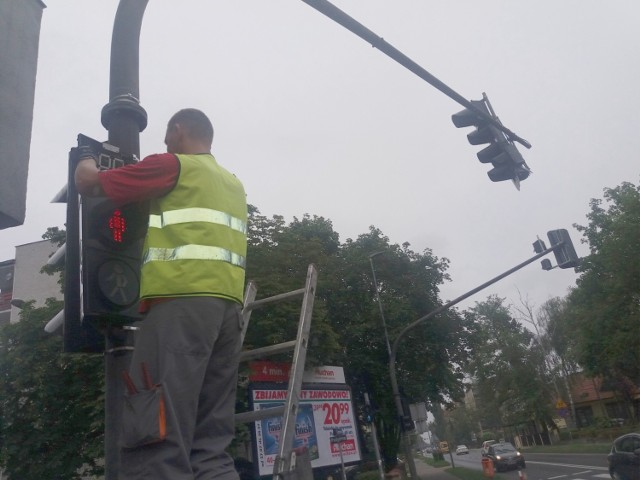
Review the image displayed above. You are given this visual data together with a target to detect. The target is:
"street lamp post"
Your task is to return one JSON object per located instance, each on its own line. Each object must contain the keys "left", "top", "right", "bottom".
{"left": 369, "top": 251, "right": 392, "bottom": 359}
{"left": 364, "top": 392, "right": 386, "bottom": 480}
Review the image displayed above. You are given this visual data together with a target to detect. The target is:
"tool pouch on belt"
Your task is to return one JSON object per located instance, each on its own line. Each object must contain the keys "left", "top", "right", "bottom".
{"left": 120, "top": 362, "right": 167, "bottom": 449}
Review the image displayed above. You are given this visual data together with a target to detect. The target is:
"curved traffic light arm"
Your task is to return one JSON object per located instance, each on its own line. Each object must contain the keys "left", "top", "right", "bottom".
{"left": 300, "top": 0, "right": 531, "bottom": 149}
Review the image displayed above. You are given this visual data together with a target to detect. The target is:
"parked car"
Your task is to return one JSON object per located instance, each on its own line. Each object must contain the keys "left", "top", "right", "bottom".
{"left": 455, "top": 445, "right": 470, "bottom": 455}
{"left": 608, "top": 432, "right": 640, "bottom": 480}
{"left": 481, "top": 440, "right": 497, "bottom": 456}
{"left": 485, "top": 442, "right": 526, "bottom": 472}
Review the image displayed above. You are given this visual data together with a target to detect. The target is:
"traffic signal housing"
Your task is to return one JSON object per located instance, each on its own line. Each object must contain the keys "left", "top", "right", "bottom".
{"left": 64, "top": 135, "right": 147, "bottom": 352}
{"left": 400, "top": 394, "right": 415, "bottom": 431}
{"left": 547, "top": 229, "right": 580, "bottom": 269}
{"left": 452, "top": 97, "right": 531, "bottom": 187}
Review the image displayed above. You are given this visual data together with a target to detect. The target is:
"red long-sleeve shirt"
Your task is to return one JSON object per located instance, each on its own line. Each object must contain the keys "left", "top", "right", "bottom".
{"left": 99, "top": 153, "right": 180, "bottom": 204}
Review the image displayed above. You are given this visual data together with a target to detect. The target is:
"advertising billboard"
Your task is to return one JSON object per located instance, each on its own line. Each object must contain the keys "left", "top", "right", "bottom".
{"left": 250, "top": 383, "right": 361, "bottom": 476}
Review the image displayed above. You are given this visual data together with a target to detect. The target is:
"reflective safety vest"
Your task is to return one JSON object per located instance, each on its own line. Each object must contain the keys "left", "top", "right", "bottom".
{"left": 140, "top": 154, "right": 247, "bottom": 304}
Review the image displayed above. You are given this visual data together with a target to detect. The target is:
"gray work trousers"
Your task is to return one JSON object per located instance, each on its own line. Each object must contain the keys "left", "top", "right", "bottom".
{"left": 119, "top": 297, "right": 242, "bottom": 480}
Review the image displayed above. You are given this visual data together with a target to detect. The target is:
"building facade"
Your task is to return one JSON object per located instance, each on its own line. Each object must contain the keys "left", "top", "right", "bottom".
{"left": 0, "top": 239, "right": 62, "bottom": 325}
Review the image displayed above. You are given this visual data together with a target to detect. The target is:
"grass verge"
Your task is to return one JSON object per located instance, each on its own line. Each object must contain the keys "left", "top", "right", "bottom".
{"left": 421, "top": 457, "right": 450, "bottom": 468}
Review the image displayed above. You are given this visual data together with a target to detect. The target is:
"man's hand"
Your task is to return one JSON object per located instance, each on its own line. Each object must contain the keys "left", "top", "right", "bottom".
{"left": 75, "top": 157, "right": 104, "bottom": 196}
{"left": 77, "top": 145, "right": 97, "bottom": 163}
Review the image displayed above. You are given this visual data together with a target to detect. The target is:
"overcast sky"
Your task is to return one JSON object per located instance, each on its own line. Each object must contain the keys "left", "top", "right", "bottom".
{"left": 2, "top": 0, "right": 638, "bottom": 316}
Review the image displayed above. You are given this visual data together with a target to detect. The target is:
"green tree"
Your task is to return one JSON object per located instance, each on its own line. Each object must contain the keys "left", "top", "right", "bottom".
{"left": 466, "top": 297, "right": 554, "bottom": 433}
{"left": 243, "top": 210, "right": 469, "bottom": 469}
{"left": 328, "top": 228, "right": 469, "bottom": 466}
{"left": 0, "top": 299, "right": 105, "bottom": 479}
{"left": 3, "top": 208, "right": 471, "bottom": 476}
{"left": 562, "top": 181, "right": 640, "bottom": 419}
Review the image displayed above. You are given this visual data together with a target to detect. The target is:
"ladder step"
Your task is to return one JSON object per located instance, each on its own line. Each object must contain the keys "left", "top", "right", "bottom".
{"left": 235, "top": 405, "right": 286, "bottom": 424}
{"left": 239, "top": 340, "right": 297, "bottom": 362}
{"left": 244, "top": 288, "right": 305, "bottom": 311}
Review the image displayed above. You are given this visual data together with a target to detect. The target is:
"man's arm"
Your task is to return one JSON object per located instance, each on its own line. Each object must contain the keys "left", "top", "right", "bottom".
{"left": 74, "top": 158, "right": 105, "bottom": 196}
{"left": 75, "top": 153, "right": 179, "bottom": 203}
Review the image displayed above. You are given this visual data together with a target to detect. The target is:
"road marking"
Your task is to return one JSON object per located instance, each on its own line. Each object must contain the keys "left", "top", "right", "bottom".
{"left": 572, "top": 471, "right": 592, "bottom": 476}
{"left": 527, "top": 461, "right": 608, "bottom": 472}
{"left": 549, "top": 475, "right": 568, "bottom": 479}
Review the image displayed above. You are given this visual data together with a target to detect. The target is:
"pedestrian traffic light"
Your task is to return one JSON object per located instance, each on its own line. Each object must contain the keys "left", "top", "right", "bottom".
{"left": 63, "top": 135, "right": 146, "bottom": 353}
{"left": 77, "top": 135, "right": 146, "bottom": 325}
{"left": 400, "top": 394, "right": 415, "bottom": 431}
{"left": 547, "top": 229, "right": 580, "bottom": 269}
{"left": 363, "top": 405, "right": 374, "bottom": 424}
{"left": 452, "top": 96, "right": 531, "bottom": 187}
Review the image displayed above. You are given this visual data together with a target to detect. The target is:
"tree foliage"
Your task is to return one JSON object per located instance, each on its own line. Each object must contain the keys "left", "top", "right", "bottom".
{"left": 0, "top": 299, "right": 105, "bottom": 479}
{"left": 465, "top": 296, "right": 554, "bottom": 431}
{"left": 243, "top": 207, "right": 469, "bottom": 468}
{"left": 564, "top": 181, "right": 640, "bottom": 387}
{"left": 536, "top": 181, "right": 640, "bottom": 422}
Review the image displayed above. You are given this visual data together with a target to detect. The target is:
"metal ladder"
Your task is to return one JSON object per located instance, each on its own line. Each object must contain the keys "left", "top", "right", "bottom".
{"left": 234, "top": 264, "right": 318, "bottom": 480}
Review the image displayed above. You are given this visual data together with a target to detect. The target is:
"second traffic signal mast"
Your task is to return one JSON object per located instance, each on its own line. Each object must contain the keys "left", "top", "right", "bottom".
{"left": 452, "top": 95, "right": 531, "bottom": 187}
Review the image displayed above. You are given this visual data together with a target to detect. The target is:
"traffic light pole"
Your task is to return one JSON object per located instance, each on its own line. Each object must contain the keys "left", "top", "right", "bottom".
{"left": 299, "top": 0, "right": 531, "bottom": 149}
{"left": 388, "top": 243, "right": 562, "bottom": 478}
{"left": 101, "top": 1, "right": 148, "bottom": 478}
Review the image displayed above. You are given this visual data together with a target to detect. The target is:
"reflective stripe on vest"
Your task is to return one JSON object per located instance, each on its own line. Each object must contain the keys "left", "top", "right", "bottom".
{"left": 143, "top": 244, "right": 246, "bottom": 269}
{"left": 140, "top": 153, "right": 247, "bottom": 303}
{"left": 148, "top": 207, "right": 247, "bottom": 234}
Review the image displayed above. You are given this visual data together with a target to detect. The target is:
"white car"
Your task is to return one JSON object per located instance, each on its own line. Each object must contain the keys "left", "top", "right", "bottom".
{"left": 455, "top": 445, "right": 470, "bottom": 455}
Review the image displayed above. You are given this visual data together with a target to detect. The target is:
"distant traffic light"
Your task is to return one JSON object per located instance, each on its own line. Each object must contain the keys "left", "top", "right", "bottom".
{"left": 64, "top": 135, "right": 147, "bottom": 353}
{"left": 400, "top": 394, "right": 415, "bottom": 431}
{"left": 363, "top": 405, "right": 374, "bottom": 424}
{"left": 452, "top": 95, "right": 531, "bottom": 187}
{"left": 547, "top": 229, "right": 580, "bottom": 269}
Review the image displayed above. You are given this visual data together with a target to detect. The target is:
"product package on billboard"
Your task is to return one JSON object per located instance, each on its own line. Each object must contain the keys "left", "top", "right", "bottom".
{"left": 251, "top": 384, "right": 361, "bottom": 476}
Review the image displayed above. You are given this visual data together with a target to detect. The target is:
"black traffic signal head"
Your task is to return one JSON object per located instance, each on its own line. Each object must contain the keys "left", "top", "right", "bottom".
{"left": 452, "top": 96, "right": 531, "bottom": 185}
{"left": 76, "top": 136, "right": 147, "bottom": 326}
{"left": 532, "top": 238, "right": 547, "bottom": 254}
{"left": 547, "top": 229, "right": 580, "bottom": 269}
{"left": 80, "top": 198, "right": 147, "bottom": 324}
{"left": 64, "top": 134, "right": 147, "bottom": 353}
{"left": 451, "top": 100, "right": 490, "bottom": 136}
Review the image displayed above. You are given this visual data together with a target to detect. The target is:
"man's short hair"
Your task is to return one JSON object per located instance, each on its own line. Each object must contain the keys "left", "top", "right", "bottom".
{"left": 169, "top": 108, "right": 214, "bottom": 146}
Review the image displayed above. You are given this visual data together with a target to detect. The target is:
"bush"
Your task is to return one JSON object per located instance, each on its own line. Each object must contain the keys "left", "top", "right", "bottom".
{"left": 558, "top": 430, "right": 573, "bottom": 442}
{"left": 432, "top": 451, "right": 445, "bottom": 462}
{"left": 356, "top": 471, "right": 384, "bottom": 480}
{"left": 481, "top": 432, "right": 496, "bottom": 442}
